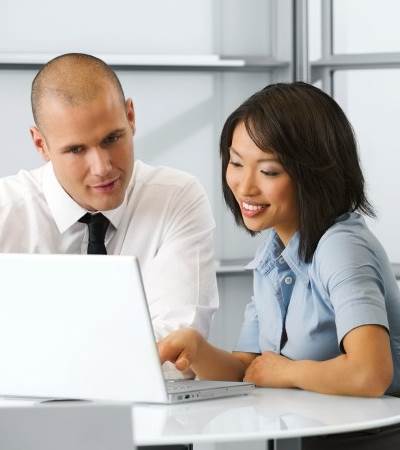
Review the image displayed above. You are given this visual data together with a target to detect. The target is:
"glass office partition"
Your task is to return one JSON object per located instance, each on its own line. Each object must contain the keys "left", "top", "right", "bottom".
{"left": 310, "top": 0, "right": 400, "bottom": 267}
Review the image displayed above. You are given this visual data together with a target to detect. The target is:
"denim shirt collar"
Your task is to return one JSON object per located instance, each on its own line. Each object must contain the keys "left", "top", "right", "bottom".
{"left": 244, "top": 230, "right": 277, "bottom": 272}
{"left": 245, "top": 230, "right": 310, "bottom": 284}
{"left": 282, "top": 232, "right": 310, "bottom": 284}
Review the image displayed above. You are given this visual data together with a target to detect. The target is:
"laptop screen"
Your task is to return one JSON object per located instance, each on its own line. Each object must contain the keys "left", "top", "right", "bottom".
{"left": 0, "top": 254, "right": 168, "bottom": 402}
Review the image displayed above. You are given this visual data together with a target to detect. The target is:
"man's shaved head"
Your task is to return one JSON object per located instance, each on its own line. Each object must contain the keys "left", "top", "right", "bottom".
{"left": 29, "top": 53, "right": 135, "bottom": 212}
{"left": 31, "top": 53, "right": 125, "bottom": 129}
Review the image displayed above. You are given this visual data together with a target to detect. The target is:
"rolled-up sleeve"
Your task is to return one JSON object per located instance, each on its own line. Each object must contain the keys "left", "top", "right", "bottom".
{"left": 235, "top": 296, "right": 261, "bottom": 353}
{"left": 316, "top": 230, "right": 389, "bottom": 349}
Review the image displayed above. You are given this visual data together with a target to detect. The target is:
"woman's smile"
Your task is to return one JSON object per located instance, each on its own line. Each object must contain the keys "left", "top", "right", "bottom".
{"left": 240, "top": 200, "right": 269, "bottom": 218}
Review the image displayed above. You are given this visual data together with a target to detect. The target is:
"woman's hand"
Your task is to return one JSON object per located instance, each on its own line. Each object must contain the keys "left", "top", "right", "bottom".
{"left": 244, "top": 351, "right": 295, "bottom": 388}
{"left": 158, "top": 328, "right": 256, "bottom": 381}
{"left": 158, "top": 328, "right": 205, "bottom": 372}
{"left": 244, "top": 325, "right": 393, "bottom": 396}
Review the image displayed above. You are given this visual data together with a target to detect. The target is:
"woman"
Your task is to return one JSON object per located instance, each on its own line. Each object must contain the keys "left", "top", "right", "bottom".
{"left": 159, "top": 82, "right": 400, "bottom": 398}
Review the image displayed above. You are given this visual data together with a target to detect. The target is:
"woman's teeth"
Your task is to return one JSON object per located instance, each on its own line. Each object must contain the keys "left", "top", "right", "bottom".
{"left": 242, "top": 201, "right": 267, "bottom": 211}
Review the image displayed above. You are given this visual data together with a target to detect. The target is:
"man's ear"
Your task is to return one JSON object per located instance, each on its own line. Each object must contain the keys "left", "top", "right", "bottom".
{"left": 30, "top": 126, "right": 50, "bottom": 161}
{"left": 125, "top": 98, "right": 136, "bottom": 135}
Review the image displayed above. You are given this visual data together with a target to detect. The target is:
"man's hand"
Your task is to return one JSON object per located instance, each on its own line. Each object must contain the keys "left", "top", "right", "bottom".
{"left": 158, "top": 328, "right": 205, "bottom": 372}
{"left": 244, "top": 351, "right": 295, "bottom": 388}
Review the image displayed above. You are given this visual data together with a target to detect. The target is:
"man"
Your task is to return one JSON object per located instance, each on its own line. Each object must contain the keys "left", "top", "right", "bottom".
{"left": 0, "top": 53, "right": 218, "bottom": 343}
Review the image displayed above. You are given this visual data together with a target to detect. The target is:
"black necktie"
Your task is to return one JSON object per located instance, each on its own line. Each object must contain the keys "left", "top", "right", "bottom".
{"left": 79, "top": 213, "right": 110, "bottom": 255}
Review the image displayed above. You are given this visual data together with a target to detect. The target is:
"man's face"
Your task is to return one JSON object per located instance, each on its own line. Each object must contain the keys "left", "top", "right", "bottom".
{"left": 31, "top": 89, "right": 135, "bottom": 211}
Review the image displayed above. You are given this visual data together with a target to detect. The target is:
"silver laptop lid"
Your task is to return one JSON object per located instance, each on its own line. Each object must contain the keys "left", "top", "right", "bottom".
{"left": 0, "top": 254, "right": 168, "bottom": 403}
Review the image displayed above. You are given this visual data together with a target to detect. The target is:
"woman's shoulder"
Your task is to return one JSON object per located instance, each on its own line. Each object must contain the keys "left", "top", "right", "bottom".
{"left": 316, "top": 212, "right": 378, "bottom": 256}
{"left": 311, "top": 212, "right": 389, "bottom": 286}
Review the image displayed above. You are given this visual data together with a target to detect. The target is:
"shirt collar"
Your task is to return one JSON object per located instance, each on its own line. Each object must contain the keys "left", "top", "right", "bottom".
{"left": 43, "top": 162, "right": 128, "bottom": 234}
{"left": 281, "top": 232, "right": 310, "bottom": 284}
{"left": 245, "top": 230, "right": 281, "bottom": 272}
{"left": 101, "top": 199, "right": 127, "bottom": 229}
{"left": 245, "top": 229, "right": 310, "bottom": 284}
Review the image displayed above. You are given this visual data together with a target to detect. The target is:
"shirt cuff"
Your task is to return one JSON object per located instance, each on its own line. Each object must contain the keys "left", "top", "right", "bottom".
{"left": 335, "top": 301, "right": 389, "bottom": 350}
{"left": 235, "top": 331, "right": 261, "bottom": 354}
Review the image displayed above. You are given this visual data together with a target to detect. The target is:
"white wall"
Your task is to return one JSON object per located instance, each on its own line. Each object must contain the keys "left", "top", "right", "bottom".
{"left": 308, "top": 0, "right": 400, "bottom": 264}
{"left": 333, "top": 0, "right": 400, "bottom": 54}
{"left": 335, "top": 70, "right": 400, "bottom": 262}
{"left": 0, "top": 0, "right": 287, "bottom": 351}
{"left": 0, "top": 0, "right": 279, "bottom": 261}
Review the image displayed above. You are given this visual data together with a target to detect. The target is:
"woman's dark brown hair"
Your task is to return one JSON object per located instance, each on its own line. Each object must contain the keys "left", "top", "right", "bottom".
{"left": 220, "top": 82, "right": 375, "bottom": 262}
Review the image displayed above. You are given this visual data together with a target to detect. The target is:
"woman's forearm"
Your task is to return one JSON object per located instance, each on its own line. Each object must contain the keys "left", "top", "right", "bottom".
{"left": 291, "top": 326, "right": 393, "bottom": 397}
{"left": 291, "top": 354, "right": 392, "bottom": 397}
{"left": 191, "top": 340, "right": 248, "bottom": 381}
{"left": 158, "top": 328, "right": 256, "bottom": 381}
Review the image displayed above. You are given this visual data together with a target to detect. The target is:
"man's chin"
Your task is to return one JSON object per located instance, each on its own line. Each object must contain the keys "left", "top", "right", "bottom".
{"left": 81, "top": 195, "right": 124, "bottom": 212}
{"left": 96, "top": 200, "right": 123, "bottom": 212}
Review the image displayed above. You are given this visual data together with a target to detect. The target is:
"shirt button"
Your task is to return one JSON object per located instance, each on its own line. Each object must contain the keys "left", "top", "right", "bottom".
{"left": 284, "top": 276, "right": 293, "bottom": 285}
{"left": 278, "top": 257, "right": 285, "bottom": 264}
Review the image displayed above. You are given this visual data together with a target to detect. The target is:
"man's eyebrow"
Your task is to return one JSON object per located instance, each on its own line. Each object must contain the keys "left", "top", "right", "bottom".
{"left": 103, "top": 128, "right": 126, "bottom": 138}
{"left": 60, "top": 142, "right": 85, "bottom": 152}
{"left": 60, "top": 128, "right": 126, "bottom": 152}
{"left": 229, "top": 146, "right": 279, "bottom": 163}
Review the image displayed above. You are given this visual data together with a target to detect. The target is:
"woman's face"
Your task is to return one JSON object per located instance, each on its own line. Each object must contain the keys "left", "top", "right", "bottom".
{"left": 226, "top": 121, "right": 299, "bottom": 245}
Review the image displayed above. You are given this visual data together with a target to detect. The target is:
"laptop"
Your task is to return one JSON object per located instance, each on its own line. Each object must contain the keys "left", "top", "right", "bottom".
{"left": 0, "top": 254, "right": 254, "bottom": 403}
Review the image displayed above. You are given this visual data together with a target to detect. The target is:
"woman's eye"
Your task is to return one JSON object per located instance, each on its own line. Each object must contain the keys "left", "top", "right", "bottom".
{"left": 229, "top": 160, "right": 242, "bottom": 167}
{"left": 261, "top": 170, "right": 279, "bottom": 176}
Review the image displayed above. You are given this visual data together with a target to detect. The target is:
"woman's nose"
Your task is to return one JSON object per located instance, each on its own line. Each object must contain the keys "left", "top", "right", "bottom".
{"left": 237, "top": 170, "right": 259, "bottom": 196}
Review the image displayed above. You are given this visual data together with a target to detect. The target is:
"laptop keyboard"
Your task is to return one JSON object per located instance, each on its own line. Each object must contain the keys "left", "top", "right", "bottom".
{"left": 166, "top": 379, "right": 232, "bottom": 393}
{"left": 166, "top": 380, "right": 198, "bottom": 393}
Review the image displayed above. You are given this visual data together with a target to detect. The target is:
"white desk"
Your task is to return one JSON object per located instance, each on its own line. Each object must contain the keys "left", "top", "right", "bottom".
{"left": 1, "top": 388, "right": 400, "bottom": 450}
{"left": 134, "top": 388, "right": 400, "bottom": 448}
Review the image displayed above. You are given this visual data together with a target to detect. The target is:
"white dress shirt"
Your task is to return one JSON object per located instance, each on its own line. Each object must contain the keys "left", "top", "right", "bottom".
{"left": 0, "top": 160, "right": 219, "bottom": 340}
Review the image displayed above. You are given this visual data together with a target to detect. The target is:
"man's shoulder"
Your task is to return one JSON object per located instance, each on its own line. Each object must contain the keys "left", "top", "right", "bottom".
{"left": 0, "top": 165, "right": 46, "bottom": 208}
{"left": 130, "top": 161, "right": 212, "bottom": 220}
{"left": 134, "top": 160, "right": 197, "bottom": 189}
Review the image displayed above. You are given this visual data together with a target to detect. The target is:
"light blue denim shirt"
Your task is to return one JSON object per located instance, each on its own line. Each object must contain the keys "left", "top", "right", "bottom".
{"left": 236, "top": 212, "right": 400, "bottom": 394}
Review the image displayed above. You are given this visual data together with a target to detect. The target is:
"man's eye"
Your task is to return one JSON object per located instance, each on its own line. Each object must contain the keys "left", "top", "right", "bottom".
{"left": 104, "top": 134, "right": 120, "bottom": 145}
{"left": 69, "top": 147, "right": 83, "bottom": 154}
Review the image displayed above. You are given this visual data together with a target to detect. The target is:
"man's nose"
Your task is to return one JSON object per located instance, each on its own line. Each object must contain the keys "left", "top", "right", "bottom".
{"left": 88, "top": 148, "right": 112, "bottom": 177}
